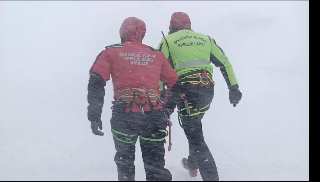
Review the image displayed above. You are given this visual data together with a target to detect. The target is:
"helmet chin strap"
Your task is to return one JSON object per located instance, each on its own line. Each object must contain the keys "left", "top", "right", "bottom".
{"left": 120, "top": 37, "right": 125, "bottom": 43}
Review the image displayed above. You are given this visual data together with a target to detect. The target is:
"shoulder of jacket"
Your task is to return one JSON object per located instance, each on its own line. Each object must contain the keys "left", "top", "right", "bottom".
{"left": 105, "top": 43, "right": 123, "bottom": 49}
{"left": 191, "top": 30, "right": 212, "bottom": 39}
{"left": 166, "top": 33, "right": 176, "bottom": 40}
{"left": 146, "top": 45, "right": 159, "bottom": 52}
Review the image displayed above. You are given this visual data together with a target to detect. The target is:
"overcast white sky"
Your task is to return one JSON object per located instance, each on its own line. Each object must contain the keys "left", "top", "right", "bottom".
{"left": 0, "top": 1, "right": 309, "bottom": 181}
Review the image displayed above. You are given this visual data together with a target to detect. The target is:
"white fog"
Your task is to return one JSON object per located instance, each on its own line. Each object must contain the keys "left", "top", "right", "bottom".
{"left": 0, "top": 1, "right": 309, "bottom": 181}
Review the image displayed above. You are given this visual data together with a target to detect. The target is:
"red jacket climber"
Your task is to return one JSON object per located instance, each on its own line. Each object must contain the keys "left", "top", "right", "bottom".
{"left": 87, "top": 17, "right": 177, "bottom": 181}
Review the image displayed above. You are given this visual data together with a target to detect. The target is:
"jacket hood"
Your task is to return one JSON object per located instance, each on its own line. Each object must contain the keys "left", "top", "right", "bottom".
{"left": 169, "top": 12, "right": 191, "bottom": 33}
{"left": 119, "top": 17, "right": 146, "bottom": 43}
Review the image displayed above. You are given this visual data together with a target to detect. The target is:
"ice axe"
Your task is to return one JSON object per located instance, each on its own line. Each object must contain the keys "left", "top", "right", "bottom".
{"left": 164, "top": 109, "right": 173, "bottom": 151}
{"left": 167, "top": 120, "right": 172, "bottom": 151}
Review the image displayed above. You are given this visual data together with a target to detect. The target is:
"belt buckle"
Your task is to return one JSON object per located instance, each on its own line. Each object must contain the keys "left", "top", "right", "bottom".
{"left": 184, "top": 100, "right": 190, "bottom": 115}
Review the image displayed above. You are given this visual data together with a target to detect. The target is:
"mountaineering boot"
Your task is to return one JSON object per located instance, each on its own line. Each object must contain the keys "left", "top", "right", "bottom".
{"left": 181, "top": 158, "right": 198, "bottom": 177}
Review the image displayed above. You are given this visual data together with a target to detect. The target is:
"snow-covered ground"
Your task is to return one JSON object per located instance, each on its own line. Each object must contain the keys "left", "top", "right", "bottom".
{"left": 0, "top": 1, "right": 309, "bottom": 181}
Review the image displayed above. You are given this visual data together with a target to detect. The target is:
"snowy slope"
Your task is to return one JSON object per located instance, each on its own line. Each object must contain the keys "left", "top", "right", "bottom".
{"left": 0, "top": 1, "right": 309, "bottom": 181}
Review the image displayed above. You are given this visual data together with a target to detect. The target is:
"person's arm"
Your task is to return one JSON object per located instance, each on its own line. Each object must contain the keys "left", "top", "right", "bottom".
{"left": 208, "top": 37, "right": 239, "bottom": 90}
{"left": 87, "top": 50, "right": 111, "bottom": 135}
{"left": 158, "top": 38, "right": 175, "bottom": 102}
{"left": 159, "top": 55, "right": 179, "bottom": 114}
{"left": 208, "top": 37, "right": 242, "bottom": 106}
{"left": 87, "top": 72, "right": 106, "bottom": 124}
{"left": 158, "top": 38, "right": 174, "bottom": 68}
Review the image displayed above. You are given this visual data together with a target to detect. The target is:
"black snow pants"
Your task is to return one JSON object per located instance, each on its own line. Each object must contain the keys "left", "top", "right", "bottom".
{"left": 110, "top": 104, "right": 172, "bottom": 181}
{"left": 177, "top": 83, "right": 219, "bottom": 181}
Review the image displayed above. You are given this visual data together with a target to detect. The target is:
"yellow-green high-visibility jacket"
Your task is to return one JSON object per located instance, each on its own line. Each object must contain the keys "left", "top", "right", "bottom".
{"left": 158, "top": 29, "right": 239, "bottom": 91}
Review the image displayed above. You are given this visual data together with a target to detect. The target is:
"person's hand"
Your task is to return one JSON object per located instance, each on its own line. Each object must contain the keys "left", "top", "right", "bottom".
{"left": 91, "top": 120, "right": 104, "bottom": 136}
{"left": 229, "top": 88, "right": 242, "bottom": 107}
{"left": 164, "top": 108, "right": 174, "bottom": 118}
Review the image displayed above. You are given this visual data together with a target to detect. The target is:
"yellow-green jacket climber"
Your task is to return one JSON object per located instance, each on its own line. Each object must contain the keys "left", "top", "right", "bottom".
{"left": 157, "top": 12, "right": 242, "bottom": 181}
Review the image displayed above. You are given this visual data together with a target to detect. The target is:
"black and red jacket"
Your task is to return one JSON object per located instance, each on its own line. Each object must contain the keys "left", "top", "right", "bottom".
{"left": 87, "top": 17, "right": 178, "bottom": 122}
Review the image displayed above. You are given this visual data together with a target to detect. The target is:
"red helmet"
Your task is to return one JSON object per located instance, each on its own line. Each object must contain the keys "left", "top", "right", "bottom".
{"left": 119, "top": 17, "right": 146, "bottom": 43}
{"left": 169, "top": 12, "right": 191, "bottom": 34}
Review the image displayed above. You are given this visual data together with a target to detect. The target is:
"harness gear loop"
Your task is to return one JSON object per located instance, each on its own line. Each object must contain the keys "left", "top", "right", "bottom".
{"left": 180, "top": 69, "right": 214, "bottom": 86}
{"left": 140, "top": 105, "right": 145, "bottom": 114}
{"left": 184, "top": 100, "right": 191, "bottom": 115}
{"left": 114, "top": 88, "right": 162, "bottom": 113}
{"left": 180, "top": 92, "right": 191, "bottom": 116}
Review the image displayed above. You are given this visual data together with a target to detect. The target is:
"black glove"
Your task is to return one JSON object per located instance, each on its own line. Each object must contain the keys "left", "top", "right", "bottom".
{"left": 88, "top": 102, "right": 105, "bottom": 136}
{"left": 91, "top": 120, "right": 104, "bottom": 136}
{"left": 229, "top": 87, "right": 242, "bottom": 107}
